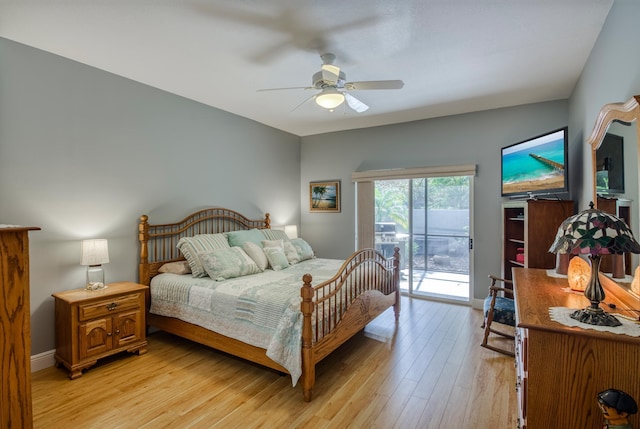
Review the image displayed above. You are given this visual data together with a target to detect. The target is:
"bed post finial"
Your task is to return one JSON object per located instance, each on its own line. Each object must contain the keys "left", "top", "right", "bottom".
{"left": 264, "top": 213, "right": 271, "bottom": 229}
{"left": 301, "top": 273, "right": 315, "bottom": 402}
{"left": 139, "top": 215, "right": 150, "bottom": 285}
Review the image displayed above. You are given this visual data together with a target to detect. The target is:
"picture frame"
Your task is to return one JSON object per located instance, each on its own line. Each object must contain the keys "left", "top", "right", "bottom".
{"left": 309, "top": 180, "right": 340, "bottom": 213}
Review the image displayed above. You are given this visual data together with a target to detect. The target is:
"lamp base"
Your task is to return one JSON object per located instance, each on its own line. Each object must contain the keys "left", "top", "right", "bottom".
{"left": 570, "top": 306, "right": 621, "bottom": 327}
{"left": 85, "top": 283, "right": 108, "bottom": 291}
{"left": 85, "top": 264, "right": 107, "bottom": 291}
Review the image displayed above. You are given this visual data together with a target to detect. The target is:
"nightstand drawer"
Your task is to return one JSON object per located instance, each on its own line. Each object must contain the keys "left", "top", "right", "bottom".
{"left": 78, "top": 293, "right": 140, "bottom": 321}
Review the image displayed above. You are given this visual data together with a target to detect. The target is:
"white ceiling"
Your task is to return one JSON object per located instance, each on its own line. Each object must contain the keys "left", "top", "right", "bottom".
{"left": 0, "top": 0, "right": 614, "bottom": 137}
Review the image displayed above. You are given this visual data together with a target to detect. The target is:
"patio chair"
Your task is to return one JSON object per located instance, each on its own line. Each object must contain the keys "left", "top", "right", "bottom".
{"left": 481, "top": 275, "right": 515, "bottom": 357}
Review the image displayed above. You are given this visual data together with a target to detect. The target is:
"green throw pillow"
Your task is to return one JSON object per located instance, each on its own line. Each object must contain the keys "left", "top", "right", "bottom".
{"left": 226, "top": 229, "right": 266, "bottom": 248}
{"left": 199, "top": 247, "right": 261, "bottom": 281}
{"left": 291, "top": 238, "right": 315, "bottom": 261}
{"left": 177, "top": 234, "right": 231, "bottom": 278}
{"left": 263, "top": 245, "right": 290, "bottom": 271}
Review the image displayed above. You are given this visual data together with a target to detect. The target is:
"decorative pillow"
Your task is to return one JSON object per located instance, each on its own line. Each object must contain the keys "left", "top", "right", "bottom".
{"left": 199, "top": 247, "right": 261, "bottom": 281}
{"left": 263, "top": 238, "right": 300, "bottom": 265}
{"left": 262, "top": 239, "right": 282, "bottom": 248}
{"left": 177, "top": 234, "right": 230, "bottom": 277}
{"left": 226, "top": 229, "right": 266, "bottom": 248}
{"left": 291, "top": 238, "right": 315, "bottom": 261}
{"left": 283, "top": 241, "right": 301, "bottom": 264}
{"left": 262, "top": 244, "right": 290, "bottom": 271}
{"left": 242, "top": 242, "right": 268, "bottom": 271}
{"left": 261, "top": 229, "right": 291, "bottom": 242}
{"left": 158, "top": 260, "right": 192, "bottom": 275}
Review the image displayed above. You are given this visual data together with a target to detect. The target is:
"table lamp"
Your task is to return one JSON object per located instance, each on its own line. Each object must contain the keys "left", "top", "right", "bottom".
{"left": 284, "top": 225, "right": 298, "bottom": 239}
{"left": 81, "top": 239, "right": 109, "bottom": 290}
{"left": 549, "top": 203, "right": 640, "bottom": 326}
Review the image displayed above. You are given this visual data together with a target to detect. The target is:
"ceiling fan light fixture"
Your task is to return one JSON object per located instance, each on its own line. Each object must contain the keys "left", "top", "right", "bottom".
{"left": 315, "top": 88, "right": 344, "bottom": 109}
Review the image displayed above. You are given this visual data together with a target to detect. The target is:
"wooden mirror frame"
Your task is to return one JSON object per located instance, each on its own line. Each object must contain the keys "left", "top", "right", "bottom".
{"left": 588, "top": 95, "right": 640, "bottom": 205}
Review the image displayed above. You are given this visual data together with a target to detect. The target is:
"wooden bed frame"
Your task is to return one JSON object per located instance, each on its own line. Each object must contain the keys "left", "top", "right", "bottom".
{"left": 138, "top": 207, "right": 400, "bottom": 401}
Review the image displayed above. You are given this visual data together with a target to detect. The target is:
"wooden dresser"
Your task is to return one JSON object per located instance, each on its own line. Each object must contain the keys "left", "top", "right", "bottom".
{"left": 513, "top": 268, "right": 640, "bottom": 429}
{"left": 0, "top": 226, "right": 39, "bottom": 429}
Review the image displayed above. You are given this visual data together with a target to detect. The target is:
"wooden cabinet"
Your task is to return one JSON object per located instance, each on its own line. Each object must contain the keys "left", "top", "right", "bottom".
{"left": 0, "top": 226, "right": 39, "bottom": 429}
{"left": 513, "top": 268, "right": 640, "bottom": 429}
{"left": 53, "top": 282, "right": 148, "bottom": 379}
{"left": 502, "top": 200, "right": 574, "bottom": 281}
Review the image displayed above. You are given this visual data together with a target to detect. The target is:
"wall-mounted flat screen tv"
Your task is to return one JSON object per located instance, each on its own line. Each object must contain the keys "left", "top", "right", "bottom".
{"left": 596, "top": 132, "right": 624, "bottom": 195}
{"left": 501, "top": 126, "right": 569, "bottom": 198}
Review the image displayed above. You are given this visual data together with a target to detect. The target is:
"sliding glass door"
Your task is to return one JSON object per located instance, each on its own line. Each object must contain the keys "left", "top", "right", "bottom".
{"left": 375, "top": 176, "right": 471, "bottom": 302}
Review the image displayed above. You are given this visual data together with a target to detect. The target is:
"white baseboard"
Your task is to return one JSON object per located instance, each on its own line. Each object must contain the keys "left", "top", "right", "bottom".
{"left": 31, "top": 349, "right": 56, "bottom": 372}
{"left": 471, "top": 297, "right": 484, "bottom": 310}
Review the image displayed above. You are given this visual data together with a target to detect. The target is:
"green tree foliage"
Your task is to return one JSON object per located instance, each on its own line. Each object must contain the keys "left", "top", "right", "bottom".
{"left": 375, "top": 180, "right": 408, "bottom": 230}
{"left": 375, "top": 176, "right": 470, "bottom": 230}
{"left": 427, "top": 176, "right": 470, "bottom": 209}
{"left": 311, "top": 186, "right": 327, "bottom": 208}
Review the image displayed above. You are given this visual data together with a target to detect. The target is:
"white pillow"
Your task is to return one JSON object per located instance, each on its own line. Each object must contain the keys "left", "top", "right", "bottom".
{"left": 284, "top": 241, "right": 301, "bottom": 264}
{"left": 263, "top": 238, "right": 301, "bottom": 265}
{"left": 242, "top": 242, "right": 268, "bottom": 271}
{"left": 262, "top": 239, "right": 284, "bottom": 249}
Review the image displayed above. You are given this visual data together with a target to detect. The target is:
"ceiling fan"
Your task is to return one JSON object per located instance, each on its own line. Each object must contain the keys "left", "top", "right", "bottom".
{"left": 259, "top": 53, "right": 404, "bottom": 113}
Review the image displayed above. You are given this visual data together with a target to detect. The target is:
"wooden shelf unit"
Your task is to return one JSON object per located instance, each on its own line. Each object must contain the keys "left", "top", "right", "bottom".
{"left": 502, "top": 200, "right": 574, "bottom": 281}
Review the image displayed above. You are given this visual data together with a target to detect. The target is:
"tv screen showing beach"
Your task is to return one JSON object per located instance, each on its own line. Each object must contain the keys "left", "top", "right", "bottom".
{"left": 501, "top": 128, "right": 567, "bottom": 196}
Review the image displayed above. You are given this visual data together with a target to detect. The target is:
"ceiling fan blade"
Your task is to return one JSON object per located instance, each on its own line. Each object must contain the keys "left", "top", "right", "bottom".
{"left": 257, "top": 86, "right": 313, "bottom": 92}
{"left": 251, "top": 40, "right": 297, "bottom": 64}
{"left": 323, "top": 15, "right": 380, "bottom": 36}
{"left": 345, "top": 93, "right": 369, "bottom": 113}
{"left": 291, "top": 93, "right": 317, "bottom": 112}
{"left": 344, "top": 80, "right": 404, "bottom": 90}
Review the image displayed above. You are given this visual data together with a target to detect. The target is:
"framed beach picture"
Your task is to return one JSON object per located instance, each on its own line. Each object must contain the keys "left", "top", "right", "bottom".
{"left": 309, "top": 181, "right": 340, "bottom": 213}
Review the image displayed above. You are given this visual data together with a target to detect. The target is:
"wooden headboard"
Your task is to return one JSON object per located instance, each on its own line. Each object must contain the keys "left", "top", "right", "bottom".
{"left": 138, "top": 207, "right": 270, "bottom": 285}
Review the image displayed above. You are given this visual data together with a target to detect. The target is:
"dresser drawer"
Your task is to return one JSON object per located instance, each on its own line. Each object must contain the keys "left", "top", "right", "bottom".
{"left": 78, "top": 293, "right": 141, "bottom": 321}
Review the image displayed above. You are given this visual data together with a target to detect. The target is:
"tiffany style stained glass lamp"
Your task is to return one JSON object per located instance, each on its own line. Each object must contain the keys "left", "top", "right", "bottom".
{"left": 549, "top": 203, "right": 640, "bottom": 326}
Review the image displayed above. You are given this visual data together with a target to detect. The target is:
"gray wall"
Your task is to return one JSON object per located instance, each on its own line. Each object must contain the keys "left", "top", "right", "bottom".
{"left": 0, "top": 38, "right": 300, "bottom": 355}
{"left": 300, "top": 101, "right": 569, "bottom": 301}
{"left": 569, "top": 0, "right": 640, "bottom": 207}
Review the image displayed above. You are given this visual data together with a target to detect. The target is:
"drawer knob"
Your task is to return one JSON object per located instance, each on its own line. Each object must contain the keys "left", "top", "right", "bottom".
{"left": 106, "top": 303, "right": 118, "bottom": 311}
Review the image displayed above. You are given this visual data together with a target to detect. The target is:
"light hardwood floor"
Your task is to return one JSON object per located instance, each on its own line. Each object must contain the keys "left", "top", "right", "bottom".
{"left": 32, "top": 297, "right": 517, "bottom": 428}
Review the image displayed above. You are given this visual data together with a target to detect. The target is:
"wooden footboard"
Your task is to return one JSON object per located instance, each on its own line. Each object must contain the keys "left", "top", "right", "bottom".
{"left": 300, "top": 247, "right": 400, "bottom": 401}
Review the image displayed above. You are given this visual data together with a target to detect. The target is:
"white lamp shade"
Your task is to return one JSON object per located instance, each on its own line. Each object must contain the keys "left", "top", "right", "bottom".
{"left": 81, "top": 239, "right": 110, "bottom": 266}
{"left": 284, "top": 225, "right": 298, "bottom": 239}
{"left": 315, "top": 88, "right": 345, "bottom": 109}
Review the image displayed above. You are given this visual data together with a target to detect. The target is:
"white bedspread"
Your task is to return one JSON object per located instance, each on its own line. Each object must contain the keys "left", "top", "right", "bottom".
{"left": 149, "top": 258, "right": 344, "bottom": 386}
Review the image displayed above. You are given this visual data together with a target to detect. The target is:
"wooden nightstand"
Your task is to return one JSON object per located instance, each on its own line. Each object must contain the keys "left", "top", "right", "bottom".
{"left": 52, "top": 281, "right": 148, "bottom": 379}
